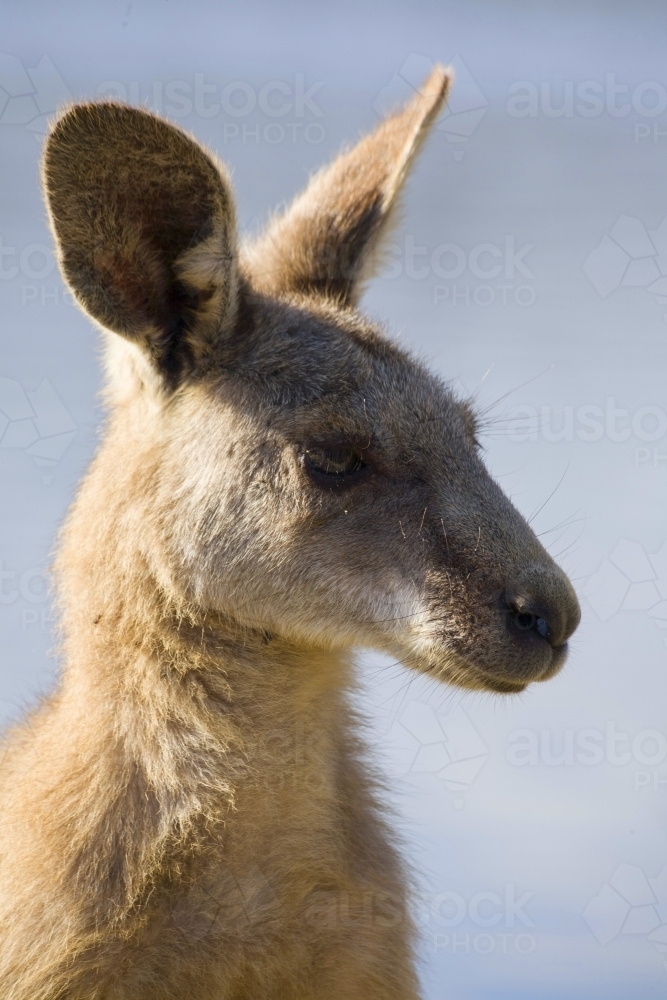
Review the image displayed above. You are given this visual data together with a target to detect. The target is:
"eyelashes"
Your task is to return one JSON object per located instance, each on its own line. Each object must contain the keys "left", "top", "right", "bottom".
{"left": 302, "top": 444, "right": 369, "bottom": 487}
{"left": 304, "top": 445, "right": 366, "bottom": 478}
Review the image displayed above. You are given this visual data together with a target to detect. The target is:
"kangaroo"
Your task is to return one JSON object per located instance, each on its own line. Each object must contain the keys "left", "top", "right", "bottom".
{"left": 0, "top": 66, "right": 580, "bottom": 999}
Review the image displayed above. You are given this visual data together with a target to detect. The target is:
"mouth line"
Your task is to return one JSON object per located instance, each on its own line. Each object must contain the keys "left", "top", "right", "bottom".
{"left": 397, "top": 634, "right": 570, "bottom": 695}
{"left": 427, "top": 640, "right": 570, "bottom": 694}
{"left": 469, "top": 642, "right": 569, "bottom": 692}
{"left": 480, "top": 678, "right": 528, "bottom": 693}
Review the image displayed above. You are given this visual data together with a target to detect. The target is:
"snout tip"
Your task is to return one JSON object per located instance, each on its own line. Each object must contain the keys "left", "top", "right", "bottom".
{"left": 504, "top": 566, "right": 581, "bottom": 650}
{"left": 420, "top": 562, "right": 581, "bottom": 695}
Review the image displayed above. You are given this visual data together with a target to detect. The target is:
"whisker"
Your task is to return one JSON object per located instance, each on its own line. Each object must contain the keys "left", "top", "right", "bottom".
{"left": 476, "top": 365, "right": 554, "bottom": 419}
{"left": 528, "top": 455, "right": 572, "bottom": 525}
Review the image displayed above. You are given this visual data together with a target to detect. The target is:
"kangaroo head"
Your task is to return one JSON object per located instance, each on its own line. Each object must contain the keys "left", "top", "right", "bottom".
{"left": 43, "top": 67, "right": 579, "bottom": 694}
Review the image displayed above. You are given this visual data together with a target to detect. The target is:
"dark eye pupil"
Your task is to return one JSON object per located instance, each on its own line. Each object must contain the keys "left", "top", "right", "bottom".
{"left": 306, "top": 446, "right": 364, "bottom": 477}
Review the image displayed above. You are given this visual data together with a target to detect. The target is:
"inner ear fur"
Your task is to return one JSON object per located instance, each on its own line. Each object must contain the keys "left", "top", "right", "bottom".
{"left": 43, "top": 102, "right": 238, "bottom": 385}
{"left": 245, "top": 65, "right": 452, "bottom": 307}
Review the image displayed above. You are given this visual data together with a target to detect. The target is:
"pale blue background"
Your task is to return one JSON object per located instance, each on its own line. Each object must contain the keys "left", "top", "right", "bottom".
{"left": 1, "top": 2, "right": 666, "bottom": 997}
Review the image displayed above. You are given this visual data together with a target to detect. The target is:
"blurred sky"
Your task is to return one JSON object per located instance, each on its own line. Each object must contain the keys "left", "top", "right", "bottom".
{"left": 1, "top": 2, "right": 666, "bottom": 997}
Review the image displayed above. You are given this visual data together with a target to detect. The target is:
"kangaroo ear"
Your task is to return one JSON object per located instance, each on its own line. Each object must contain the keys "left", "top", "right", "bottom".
{"left": 245, "top": 66, "right": 452, "bottom": 307}
{"left": 43, "top": 103, "right": 238, "bottom": 386}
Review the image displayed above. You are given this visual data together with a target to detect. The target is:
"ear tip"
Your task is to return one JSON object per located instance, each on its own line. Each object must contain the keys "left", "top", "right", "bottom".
{"left": 433, "top": 63, "right": 455, "bottom": 91}
{"left": 381, "top": 64, "right": 452, "bottom": 132}
{"left": 44, "top": 101, "right": 125, "bottom": 167}
{"left": 46, "top": 100, "right": 156, "bottom": 142}
{"left": 417, "top": 64, "right": 454, "bottom": 108}
{"left": 42, "top": 101, "right": 200, "bottom": 196}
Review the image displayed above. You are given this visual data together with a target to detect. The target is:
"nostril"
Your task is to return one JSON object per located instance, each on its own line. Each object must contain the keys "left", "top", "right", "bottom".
{"left": 507, "top": 604, "right": 552, "bottom": 643}
{"left": 514, "top": 611, "right": 536, "bottom": 631}
{"left": 503, "top": 567, "right": 580, "bottom": 650}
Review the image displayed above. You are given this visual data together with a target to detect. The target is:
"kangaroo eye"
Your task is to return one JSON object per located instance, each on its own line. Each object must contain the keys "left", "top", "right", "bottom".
{"left": 304, "top": 445, "right": 366, "bottom": 479}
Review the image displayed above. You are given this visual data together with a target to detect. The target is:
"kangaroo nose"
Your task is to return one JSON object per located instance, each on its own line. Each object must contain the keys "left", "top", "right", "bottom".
{"left": 504, "top": 565, "right": 580, "bottom": 648}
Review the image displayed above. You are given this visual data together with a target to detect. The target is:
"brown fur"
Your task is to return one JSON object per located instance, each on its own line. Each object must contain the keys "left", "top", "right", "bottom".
{"left": 0, "top": 67, "right": 579, "bottom": 999}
